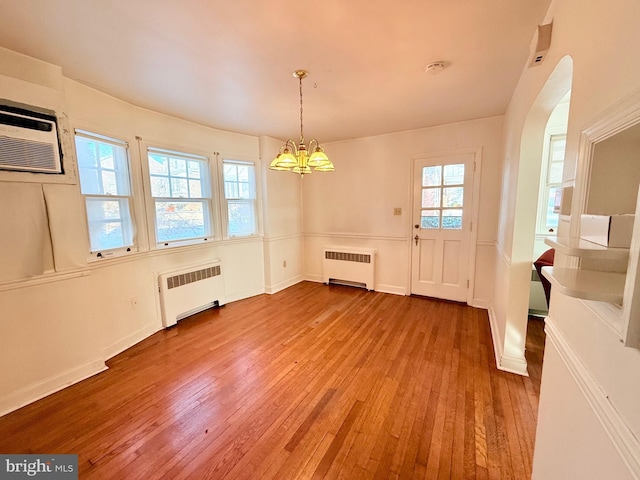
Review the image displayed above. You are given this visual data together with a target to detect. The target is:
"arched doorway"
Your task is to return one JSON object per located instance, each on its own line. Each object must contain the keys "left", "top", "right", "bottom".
{"left": 499, "top": 56, "right": 574, "bottom": 375}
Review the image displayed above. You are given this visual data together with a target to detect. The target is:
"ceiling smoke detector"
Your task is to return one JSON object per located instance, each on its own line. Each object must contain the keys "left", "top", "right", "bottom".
{"left": 425, "top": 61, "right": 446, "bottom": 75}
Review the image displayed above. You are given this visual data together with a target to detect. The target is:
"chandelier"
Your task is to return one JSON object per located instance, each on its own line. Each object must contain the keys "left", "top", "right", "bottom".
{"left": 269, "top": 70, "right": 335, "bottom": 177}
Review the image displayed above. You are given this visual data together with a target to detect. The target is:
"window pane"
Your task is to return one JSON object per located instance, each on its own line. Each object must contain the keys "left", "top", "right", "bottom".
{"left": 422, "top": 166, "right": 441, "bottom": 187}
{"left": 422, "top": 188, "right": 441, "bottom": 208}
{"left": 189, "top": 179, "right": 202, "bottom": 197}
{"left": 549, "top": 161, "right": 563, "bottom": 184}
{"left": 228, "top": 201, "right": 256, "bottom": 236}
{"left": 443, "top": 164, "right": 464, "bottom": 185}
{"left": 169, "top": 157, "right": 187, "bottom": 177}
{"left": 239, "top": 183, "right": 251, "bottom": 199}
{"left": 225, "top": 181, "right": 239, "bottom": 199}
{"left": 238, "top": 165, "right": 249, "bottom": 182}
{"left": 102, "top": 170, "right": 118, "bottom": 195}
{"left": 76, "top": 138, "right": 97, "bottom": 168}
{"left": 443, "top": 187, "right": 463, "bottom": 207}
{"left": 550, "top": 136, "right": 566, "bottom": 162}
{"left": 421, "top": 210, "right": 440, "bottom": 229}
{"left": 99, "top": 143, "right": 114, "bottom": 169}
{"left": 224, "top": 164, "right": 238, "bottom": 181}
{"left": 85, "top": 198, "right": 133, "bottom": 250}
{"left": 170, "top": 177, "right": 189, "bottom": 197}
{"left": 188, "top": 161, "right": 201, "bottom": 179}
{"left": 546, "top": 187, "right": 560, "bottom": 229}
{"left": 149, "top": 154, "right": 168, "bottom": 175}
{"left": 442, "top": 209, "right": 463, "bottom": 229}
{"left": 150, "top": 176, "right": 170, "bottom": 197}
{"left": 155, "top": 201, "right": 207, "bottom": 242}
{"left": 79, "top": 167, "right": 100, "bottom": 195}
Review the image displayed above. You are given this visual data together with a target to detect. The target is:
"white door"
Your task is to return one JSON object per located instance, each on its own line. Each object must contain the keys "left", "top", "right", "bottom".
{"left": 411, "top": 153, "right": 475, "bottom": 302}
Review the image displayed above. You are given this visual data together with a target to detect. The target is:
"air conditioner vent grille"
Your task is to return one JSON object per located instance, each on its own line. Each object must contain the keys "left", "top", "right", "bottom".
{"left": 0, "top": 136, "right": 57, "bottom": 172}
{"left": 166, "top": 265, "right": 221, "bottom": 289}
{"left": 324, "top": 251, "right": 371, "bottom": 264}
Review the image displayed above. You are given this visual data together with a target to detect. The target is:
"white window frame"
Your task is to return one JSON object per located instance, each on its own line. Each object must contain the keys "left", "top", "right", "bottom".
{"left": 537, "top": 133, "right": 566, "bottom": 235}
{"left": 220, "top": 159, "right": 259, "bottom": 238}
{"left": 143, "top": 145, "right": 219, "bottom": 248}
{"left": 74, "top": 129, "right": 139, "bottom": 259}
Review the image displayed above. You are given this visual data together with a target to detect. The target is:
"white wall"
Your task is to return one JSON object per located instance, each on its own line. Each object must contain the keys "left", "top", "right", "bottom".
{"left": 259, "top": 135, "right": 305, "bottom": 293}
{"left": 0, "top": 48, "right": 265, "bottom": 416}
{"left": 302, "top": 117, "right": 503, "bottom": 303}
{"left": 495, "top": 0, "right": 640, "bottom": 477}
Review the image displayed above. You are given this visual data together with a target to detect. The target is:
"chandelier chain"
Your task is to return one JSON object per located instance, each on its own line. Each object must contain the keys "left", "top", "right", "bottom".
{"left": 299, "top": 75, "right": 304, "bottom": 144}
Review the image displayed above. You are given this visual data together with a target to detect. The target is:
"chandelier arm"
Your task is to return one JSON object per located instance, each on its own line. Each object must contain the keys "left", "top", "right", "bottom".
{"left": 285, "top": 139, "right": 299, "bottom": 155}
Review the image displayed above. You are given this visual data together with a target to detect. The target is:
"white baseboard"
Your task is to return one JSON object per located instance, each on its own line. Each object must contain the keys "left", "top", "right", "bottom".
{"left": 375, "top": 284, "right": 407, "bottom": 296}
{"left": 103, "top": 322, "right": 162, "bottom": 361}
{"left": 545, "top": 317, "right": 640, "bottom": 479}
{"left": 471, "top": 298, "right": 491, "bottom": 309}
{"left": 265, "top": 275, "right": 304, "bottom": 294}
{"left": 487, "top": 305, "right": 529, "bottom": 376}
{"left": 0, "top": 360, "right": 107, "bottom": 418}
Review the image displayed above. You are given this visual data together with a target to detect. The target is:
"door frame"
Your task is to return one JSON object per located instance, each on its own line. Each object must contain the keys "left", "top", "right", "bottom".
{"left": 408, "top": 147, "right": 482, "bottom": 305}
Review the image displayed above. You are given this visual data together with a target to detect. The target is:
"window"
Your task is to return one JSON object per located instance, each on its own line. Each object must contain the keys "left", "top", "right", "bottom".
{"left": 420, "top": 163, "right": 464, "bottom": 229}
{"left": 538, "top": 134, "right": 566, "bottom": 233}
{"left": 147, "top": 147, "right": 212, "bottom": 244}
{"left": 75, "top": 130, "right": 136, "bottom": 253}
{"left": 223, "top": 160, "right": 257, "bottom": 237}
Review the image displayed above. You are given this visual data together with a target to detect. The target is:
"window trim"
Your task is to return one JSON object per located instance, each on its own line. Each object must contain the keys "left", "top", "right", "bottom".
{"left": 220, "top": 158, "right": 260, "bottom": 238}
{"left": 74, "top": 128, "right": 140, "bottom": 259}
{"left": 142, "top": 144, "right": 220, "bottom": 248}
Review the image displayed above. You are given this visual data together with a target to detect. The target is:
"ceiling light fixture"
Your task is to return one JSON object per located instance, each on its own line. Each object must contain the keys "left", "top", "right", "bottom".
{"left": 269, "top": 70, "right": 334, "bottom": 177}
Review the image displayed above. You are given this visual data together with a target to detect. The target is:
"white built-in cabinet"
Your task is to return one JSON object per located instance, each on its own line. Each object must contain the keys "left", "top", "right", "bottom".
{"left": 541, "top": 91, "right": 640, "bottom": 349}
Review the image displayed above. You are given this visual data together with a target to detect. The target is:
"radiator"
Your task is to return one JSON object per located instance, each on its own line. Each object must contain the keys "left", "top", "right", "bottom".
{"left": 158, "top": 261, "right": 225, "bottom": 328}
{"left": 323, "top": 247, "right": 376, "bottom": 291}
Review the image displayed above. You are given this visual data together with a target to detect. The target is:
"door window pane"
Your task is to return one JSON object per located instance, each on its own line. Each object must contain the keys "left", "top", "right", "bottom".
{"left": 419, "top": 162, "right": 465, "bottom": 230}
{"left": 421, "top": 210, "right": 440, "bottom": 229}
{"left": 442, "top": 209, "right": 463, "bottom": 229}
{"left": 422, "top": 188, "right": 441, "bottom": 208}
{"left": 443, "top": 164, "right": 464, "bottom": 185}
{"left": 443, "top": 187, "right": 464, "bottom": 208}
{"left": 422, "top": 166, "right": 442, "bottom": 186}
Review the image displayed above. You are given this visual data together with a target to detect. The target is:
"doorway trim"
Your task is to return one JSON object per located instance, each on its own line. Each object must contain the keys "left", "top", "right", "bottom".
{"left": 408, "top": 146, "right": 482, "bottom": 305}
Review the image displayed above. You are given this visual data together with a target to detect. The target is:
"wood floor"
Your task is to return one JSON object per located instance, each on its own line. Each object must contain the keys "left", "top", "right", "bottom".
{"left": 0, "top": 282, "right": 545, "bottom": 479}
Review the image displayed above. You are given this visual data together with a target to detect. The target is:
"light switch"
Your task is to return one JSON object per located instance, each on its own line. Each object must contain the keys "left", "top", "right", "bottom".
{"left": 393, "top": 208, "right": 402, "bottom": 216}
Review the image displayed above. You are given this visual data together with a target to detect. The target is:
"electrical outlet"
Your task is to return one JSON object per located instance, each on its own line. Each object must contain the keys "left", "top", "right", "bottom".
{"left": 393, "top": 207, "right": 402, "bottom": 216}
{"left": 131, "top": 297, "right": 139, "bottom": 309}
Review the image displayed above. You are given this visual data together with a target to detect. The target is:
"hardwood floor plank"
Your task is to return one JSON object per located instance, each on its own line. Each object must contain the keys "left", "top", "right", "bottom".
{"left": 0, "top": 282, "right": 544, "bottom": 480}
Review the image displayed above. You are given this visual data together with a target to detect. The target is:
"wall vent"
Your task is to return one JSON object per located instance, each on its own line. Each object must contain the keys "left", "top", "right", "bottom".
{"left": 323, "top": 247, "right": 376, "bottom": 291}
{"left": 324, "top": 251, "right": 371, "bottom": 264}
{"left": 165, "top": 265, "right": 221, "bottom": 289}
{"left": 158, "top": 262, "right": 225, "bottom": 328}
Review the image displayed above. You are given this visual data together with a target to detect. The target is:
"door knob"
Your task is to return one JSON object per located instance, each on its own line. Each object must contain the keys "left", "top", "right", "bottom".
{"left": 414, "top": 224, "right": 420, "bottom": 229}
{"left": 414, "top": 234, "right": 419, "bottom": 245}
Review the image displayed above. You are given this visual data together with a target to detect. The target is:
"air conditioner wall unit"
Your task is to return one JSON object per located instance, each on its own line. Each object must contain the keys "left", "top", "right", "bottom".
{"left": 0, "top": 103, "right": 62, "bottom": 174}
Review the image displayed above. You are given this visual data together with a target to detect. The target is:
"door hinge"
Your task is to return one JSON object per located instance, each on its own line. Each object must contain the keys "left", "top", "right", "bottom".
{"left": 473, "top": 162, "right": 476, "bottom": 172}
{"left": 467, "top": 279, "right": 470, "bottom": 288}
{"left": 470, "top": 221, "right": 473, "bottom": 232}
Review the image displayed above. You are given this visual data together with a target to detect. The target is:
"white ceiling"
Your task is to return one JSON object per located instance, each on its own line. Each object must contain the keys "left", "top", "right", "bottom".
{"left": 0, "top": 0, "right": 551, "bottom": 143}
